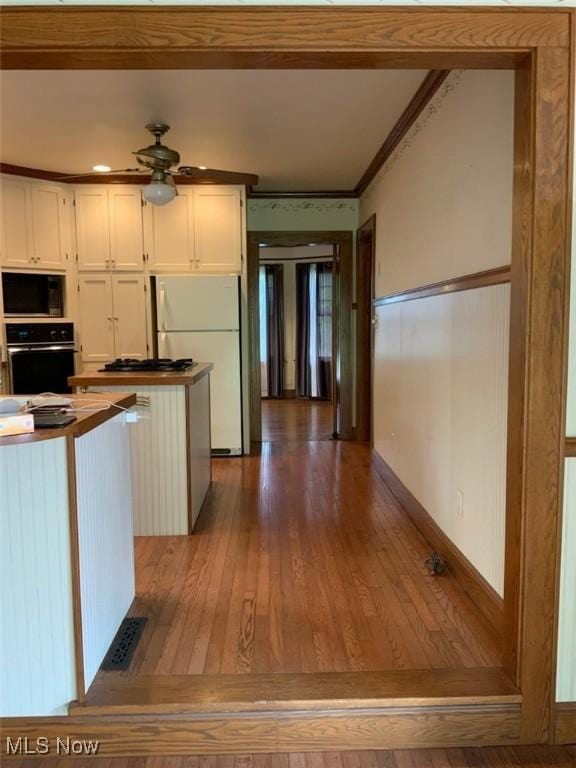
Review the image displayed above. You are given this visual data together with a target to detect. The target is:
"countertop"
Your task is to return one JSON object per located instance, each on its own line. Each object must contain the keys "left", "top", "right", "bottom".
{"left": 69, "top": 362, "right": 213, "bottom": 388}
{"left": 0, "top": 392, "right": 137, "bottom": 447}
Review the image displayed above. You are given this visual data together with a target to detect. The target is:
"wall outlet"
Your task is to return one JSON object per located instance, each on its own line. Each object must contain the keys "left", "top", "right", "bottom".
{"left": 456, "top": 490, "right": 464, "bottom": 518}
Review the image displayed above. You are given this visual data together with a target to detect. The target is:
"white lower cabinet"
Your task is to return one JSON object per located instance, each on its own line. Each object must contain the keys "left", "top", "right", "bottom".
{"left": 78, "top": 274, "right": 148, "bottom": 364}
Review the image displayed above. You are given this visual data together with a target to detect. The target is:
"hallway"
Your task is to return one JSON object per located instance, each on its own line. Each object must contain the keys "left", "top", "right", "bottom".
{"left": 261, "top": 399, "right": 334, "bottom": 443}
{"left": 89, "top": 438, "right": 500, "bottom": 687}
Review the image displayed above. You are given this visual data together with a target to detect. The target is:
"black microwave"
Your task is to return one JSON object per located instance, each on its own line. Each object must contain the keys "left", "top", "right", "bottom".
{"left": 2, "top": 272, "right": 64, "bottom": 317}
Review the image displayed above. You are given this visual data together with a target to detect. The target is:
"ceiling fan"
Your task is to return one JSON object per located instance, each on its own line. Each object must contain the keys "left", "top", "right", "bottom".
{"left": 60, "top": 123, "right": 258, "bottom": 206}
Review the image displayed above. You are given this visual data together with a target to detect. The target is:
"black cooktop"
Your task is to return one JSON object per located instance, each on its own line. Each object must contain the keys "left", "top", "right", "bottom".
{"left": 100, "top": 358, "right": 196, "bottom": 372}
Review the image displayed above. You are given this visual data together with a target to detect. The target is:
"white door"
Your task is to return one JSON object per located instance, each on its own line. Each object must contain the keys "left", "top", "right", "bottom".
{"left": 109, "top": 187, "right": 144, "bottom": 271}
{"left": 145, "top": 191, "right": 194, "bottom": 271}
{"left": 193, "top": 187, "right": 242, "bottom": 273}
{"left": 30, "top": 184, "right": 66, "bottom": 270}
{"left": 157, "top": 275, "right": 239, "bottom": 331}
{"left": 159, "top": 330, "right": 242, "bottom": 453}
{"left": 75, "top": 188, "right": 111, "bottom": 271}
{"left": 78, "top": 275, "right": 115, "bottom": 363}
{"left": 0, "top": 178, "right": 32, "bottom": 268}
{"left": 112, "top": 275, "right": 148, "bottom": 359}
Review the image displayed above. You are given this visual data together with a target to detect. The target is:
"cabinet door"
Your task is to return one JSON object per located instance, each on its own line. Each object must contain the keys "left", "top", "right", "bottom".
{"left": 145, "top": 191, "right": 194, "bottom": 271}
{"left": 75, "top": 188, "right": 110, "bottom": 271}
{"left": 0, "top": 178, "right": 32, "bottom": 268}
{"left": 109, "top": 187, "right": 144, "bottom": 271}
{"left": 193, "top": 187, "right": 242, "bottom": 273}
{"left": 111, "top": 275, "right": 148, "bottom": 360}
{"left": 78, "top": 275, "right": 115, "bottom": 363}
{"left": 30, "top": 184, "right": 66, "bottom": 270}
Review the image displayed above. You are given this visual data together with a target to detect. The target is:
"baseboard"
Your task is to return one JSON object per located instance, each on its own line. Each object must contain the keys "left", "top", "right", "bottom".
{"left": 283, "top": 389, "right": 296, "bottom": 398}
{"left": 371, "top": 450, "right": 504, "bottom": 637}
{"left": 555, "top": 702, "right": 576, "bottom": 744}
{"left": 0, "top": 704, "right": 521, "bottom": 757}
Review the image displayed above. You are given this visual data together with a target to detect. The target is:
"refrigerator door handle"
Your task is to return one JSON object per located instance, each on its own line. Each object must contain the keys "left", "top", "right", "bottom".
{"left": 158, "top": 332, "right": 169, "bottom": 358}
{"left": 158, "top": 281, "right": 167, "bottom": 332}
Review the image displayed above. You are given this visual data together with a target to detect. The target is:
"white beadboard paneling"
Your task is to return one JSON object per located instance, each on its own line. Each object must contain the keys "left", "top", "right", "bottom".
{"left": 373, "top": 283, "right": 509, "bottom": 594}
{"left": 90, "top": 386, "right": 188, "bottom": 535}
{"left": 0, "top": 438, "right": 76, "bottom": 716}
{"left": 75, "top": 416, "right": 135, "bottom": 689}
{"left": 557, "top": 458, "right": 576, "bottom": 702}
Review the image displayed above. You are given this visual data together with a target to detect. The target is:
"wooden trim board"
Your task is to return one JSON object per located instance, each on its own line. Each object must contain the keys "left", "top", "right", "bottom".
{"left": 0, "top": 704, "right": 521, "bottom": 757}
{"left": 0, "top": 162, "right": 258, "bottom": 187}
{"left": 566, "top": 438, "right": 576, "bottom": 457}
{"left": 356, "top": 70, "right": 449, "bottom": 196}
{"left": 69, "top": 669, "right": 520, "bottom": 717}
{"left": 355, "top": 214, "right": 376, "bottom": 444}
{"left": 372, "top": 451, "right": 504, "bottom": 638}
{"left": 373, "top": 265, "right": 511, "bottom": 307}
{"left": 554, "top": 702, "right": 576, "bottom": 744}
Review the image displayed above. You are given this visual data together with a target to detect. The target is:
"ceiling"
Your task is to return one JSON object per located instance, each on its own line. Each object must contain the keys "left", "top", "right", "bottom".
{"left": 0, "top": 69, "right": 428, "bottom": 192}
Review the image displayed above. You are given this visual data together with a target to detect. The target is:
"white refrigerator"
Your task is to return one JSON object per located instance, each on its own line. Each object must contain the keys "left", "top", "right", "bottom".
{"left": 155, "top": 275, "right": 243, "bottom": 455}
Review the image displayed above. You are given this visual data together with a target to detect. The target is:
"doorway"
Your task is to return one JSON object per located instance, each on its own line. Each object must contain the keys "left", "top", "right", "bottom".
{"left": 355, "top": 214, "right": 376, "bottom": 443}
{"left": 259, "top": 244, "right": 336, "bottom": 442}
{"left": 248, "top": 230, "right": 354, "bottom": 447}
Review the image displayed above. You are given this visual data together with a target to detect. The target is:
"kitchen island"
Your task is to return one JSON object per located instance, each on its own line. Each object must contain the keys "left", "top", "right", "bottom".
{"left": 0, "top": 392, "right": 136, "bottom": 716}
{"left": 69, "top": 363, "right": 213, "bottom": 537}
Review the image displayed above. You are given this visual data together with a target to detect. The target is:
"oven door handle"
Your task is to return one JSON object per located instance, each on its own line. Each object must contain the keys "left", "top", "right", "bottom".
{"left": 8, "top": 346, "right": 78, "bottom": 354}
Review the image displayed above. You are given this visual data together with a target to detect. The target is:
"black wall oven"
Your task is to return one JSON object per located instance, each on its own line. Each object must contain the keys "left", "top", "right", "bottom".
{"left": 2, "top": 272, "right": 64, "bottom": 317}
{"left": 6, "top": 323, "right": 76, "bottom": 394}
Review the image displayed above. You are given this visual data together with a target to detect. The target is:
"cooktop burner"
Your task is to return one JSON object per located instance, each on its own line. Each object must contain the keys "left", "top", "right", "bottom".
{"left": 100, "top": 358, "right": 196, "bottom": 372}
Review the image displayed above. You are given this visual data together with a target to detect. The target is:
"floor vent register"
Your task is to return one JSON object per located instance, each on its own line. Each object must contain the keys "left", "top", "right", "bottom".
{"left": 101, "top": 617, "right": 147, "bottom": 671}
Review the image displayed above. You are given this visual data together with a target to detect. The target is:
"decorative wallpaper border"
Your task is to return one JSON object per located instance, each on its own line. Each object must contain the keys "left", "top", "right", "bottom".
{"left": 247, "top": 199, "right": 358, "bottom": 215}
{"left": 363, "top": 70, "right": 464, "bottom": 202}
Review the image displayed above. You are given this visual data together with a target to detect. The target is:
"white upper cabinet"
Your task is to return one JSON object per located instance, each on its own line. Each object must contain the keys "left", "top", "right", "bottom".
{"left": 77, "top": 274, "right": 115, "bottom": 363}
{"left": 145, "top": 191, "right": 195, "bottom": 272}
{"left": 193, "top": 186, "right": 242, "bottom": 273}
{"left": 30, "top": 184, "right": 67, "bottom": 270}
{"left": 109, "top": 187, "right": 145, "bottom": 271}
{"left": 75, "top": 186, "right": 144, "bottom": 272}
{"left": 75, "top": 188, "right": 111, "bottom": 271}
{"left": 0, "top": 178, "right": 31, "bottom": 268}
{"left": 0, "top": 177, "right": 68, "bottom": 270}
{"left": 112, "top": 275, "right": 147, "bottom": 359}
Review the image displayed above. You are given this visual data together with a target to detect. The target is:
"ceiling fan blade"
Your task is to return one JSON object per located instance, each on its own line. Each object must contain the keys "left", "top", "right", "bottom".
{"left": 177, "top": 166, "right": 259, "bottom": 186}
{"left": 57, "top": 168, "right": 144, "bottom": 180}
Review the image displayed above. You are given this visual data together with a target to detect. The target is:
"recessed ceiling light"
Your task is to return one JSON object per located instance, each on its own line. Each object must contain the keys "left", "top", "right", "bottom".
{"left": 92, "top": 164, "right": 111, "bottom": 173}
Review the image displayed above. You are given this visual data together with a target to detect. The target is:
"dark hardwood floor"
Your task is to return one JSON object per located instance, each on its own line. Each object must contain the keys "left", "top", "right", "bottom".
{"left": 93, "top": 438, "right": 500, "bottom": 682}
{"left": 10, "top": 746, "right": 576, "bottom": 768}
{"left": 261, "top": 399, "right": 334, "bottom": 442}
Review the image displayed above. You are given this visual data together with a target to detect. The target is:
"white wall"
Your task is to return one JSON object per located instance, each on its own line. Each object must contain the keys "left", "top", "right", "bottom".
{"left": 374, "top": 285, "right": 509, "bottom": 594}
{"left": 362, "top": 70, "right": 513, "bottom": 592}
{"left": 558, "top": 459, "right": 576, "bottom": 701}
{"left": 360, "top": 70, "right": 514, "bottom": 296}
{"left": 556, "top": 85, "right": 576, "bottom": 704}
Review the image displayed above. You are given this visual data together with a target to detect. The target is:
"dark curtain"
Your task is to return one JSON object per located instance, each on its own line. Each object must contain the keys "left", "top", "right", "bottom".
{"left": 296, "top": 262, "right": 333, "bottom": 400}
{"left": 316, "top": 262, "right": 333, "bottom": 400}
{"left": 296, "top": 264, "right": 311, "bottom": 397}
{"left": 264, "top": 264, "right": 284, "bottom": 398}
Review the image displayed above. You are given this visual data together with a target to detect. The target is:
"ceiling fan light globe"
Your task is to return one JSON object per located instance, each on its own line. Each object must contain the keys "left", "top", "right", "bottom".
{"left": 142, "top": 181, "right": 176, "bottom": 206}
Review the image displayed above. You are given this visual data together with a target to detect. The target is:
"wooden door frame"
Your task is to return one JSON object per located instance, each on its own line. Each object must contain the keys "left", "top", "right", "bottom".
{"left": 0, "top": 4, "right": 573, "bottom": 750}
{"left": 355, "top": 214, "right": 376, "bottom": 443}
{"left": 248, "top": 230, "right": 353, "bottom": 445}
